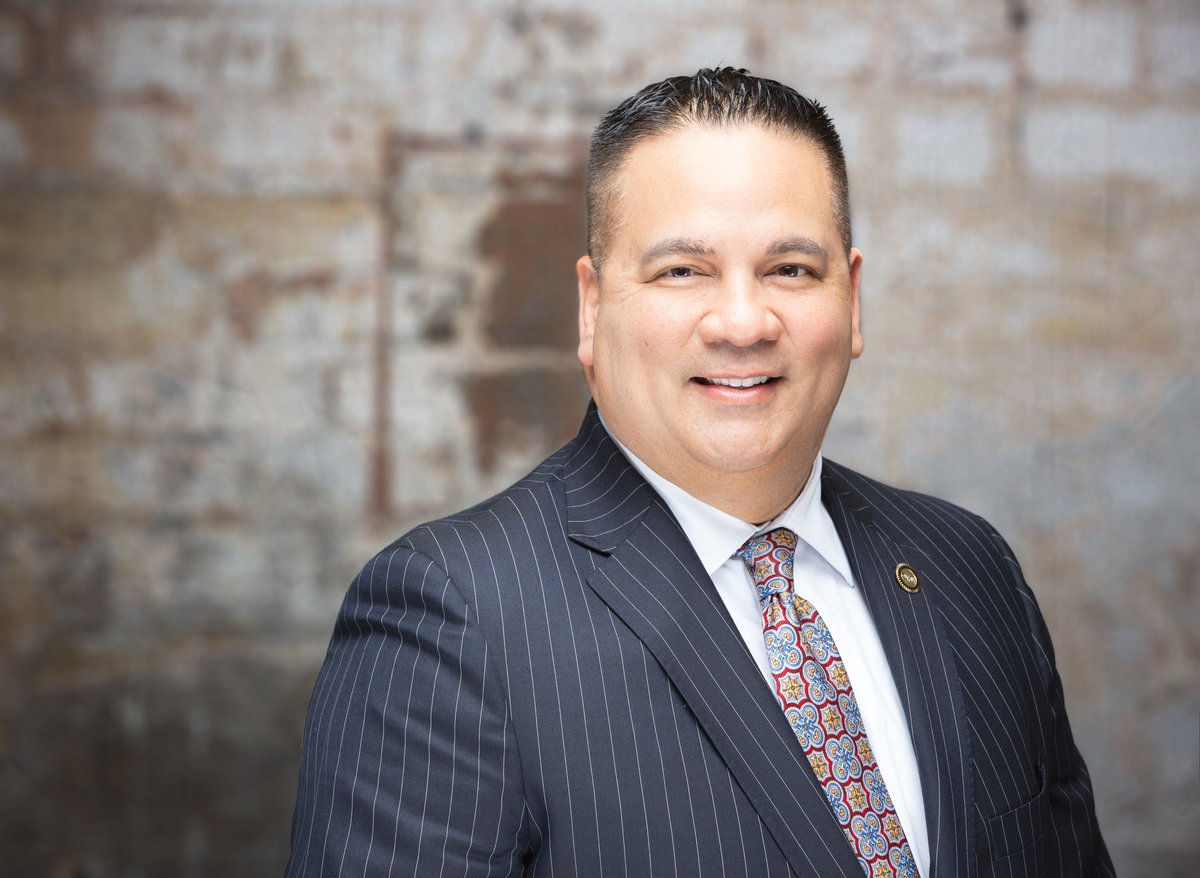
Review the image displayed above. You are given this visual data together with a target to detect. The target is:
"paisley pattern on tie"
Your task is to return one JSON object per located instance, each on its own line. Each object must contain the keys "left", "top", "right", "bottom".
{"left": 739, "top": 528, "right": 918, "bottom": 878}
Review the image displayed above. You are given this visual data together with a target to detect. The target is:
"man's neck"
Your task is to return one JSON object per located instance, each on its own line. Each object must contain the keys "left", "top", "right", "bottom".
{"left": 680, "top": 464, "right": 813, "bottom": 525}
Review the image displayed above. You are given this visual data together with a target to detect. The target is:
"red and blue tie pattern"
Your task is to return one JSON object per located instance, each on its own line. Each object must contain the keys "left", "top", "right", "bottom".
{"left": 739, "top": 528, "right": 918, "bottom": 878}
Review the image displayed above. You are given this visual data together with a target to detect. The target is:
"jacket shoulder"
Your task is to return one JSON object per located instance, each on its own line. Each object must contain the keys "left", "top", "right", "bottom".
{"left": 364, "top": 435, "right": 593, "bottom": 585}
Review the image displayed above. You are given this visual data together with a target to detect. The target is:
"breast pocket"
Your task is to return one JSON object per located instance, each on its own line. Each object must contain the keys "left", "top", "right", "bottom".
{"left": 985, "top": 761, "right": 1049, "bottom": 870}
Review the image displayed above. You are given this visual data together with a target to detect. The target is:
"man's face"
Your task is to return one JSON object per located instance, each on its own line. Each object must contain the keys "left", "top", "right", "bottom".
{"left": 576, "top": 123, "right": 863, "bottom": 512}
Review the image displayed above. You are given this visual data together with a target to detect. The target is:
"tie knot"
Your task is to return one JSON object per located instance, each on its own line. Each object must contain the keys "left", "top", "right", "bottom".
{"left": 738, "top": 527, "right": 796, "bottom": 602}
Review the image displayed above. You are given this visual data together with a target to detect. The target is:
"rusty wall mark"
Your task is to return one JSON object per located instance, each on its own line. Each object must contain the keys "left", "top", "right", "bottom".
{"left": 464, "top": 369, "right": 590, "bottom": 476}
{"left": 470, "top": 161, "right": 590, "bottom": 474}
{"left": 478, "top": 165, "right": 586, "bottom": 351}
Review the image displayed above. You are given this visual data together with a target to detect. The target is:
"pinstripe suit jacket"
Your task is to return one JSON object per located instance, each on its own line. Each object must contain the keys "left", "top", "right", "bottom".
{"left": 287, "top": 405, "right": 1112, "bottom": 877}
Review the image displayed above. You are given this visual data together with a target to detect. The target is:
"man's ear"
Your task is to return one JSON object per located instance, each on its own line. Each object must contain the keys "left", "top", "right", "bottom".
{"left": 576, "top": 255, "right": 600, "bottom": 369}
{"left": 848, "top": 246, "right": 864, "bottom": 360}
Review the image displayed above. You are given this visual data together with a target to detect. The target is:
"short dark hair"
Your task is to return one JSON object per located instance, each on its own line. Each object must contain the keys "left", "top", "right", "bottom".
{"left": 585, "top": 67, "right": 852, "bottom": 273}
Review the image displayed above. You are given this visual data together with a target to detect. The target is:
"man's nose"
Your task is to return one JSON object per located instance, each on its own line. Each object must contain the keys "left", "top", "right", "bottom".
{"left": 698, "top": 276, "right": 784, "bottom": 347}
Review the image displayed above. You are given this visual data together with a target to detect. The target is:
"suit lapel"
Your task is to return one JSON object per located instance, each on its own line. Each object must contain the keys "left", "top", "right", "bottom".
{"left": 561, "top": 408, "right": 863, "bottom": 876}
{"left": 822, "top": 464, "right": 975, "bottom": 878}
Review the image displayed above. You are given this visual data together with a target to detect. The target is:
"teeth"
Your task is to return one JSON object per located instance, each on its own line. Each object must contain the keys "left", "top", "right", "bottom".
{"left": 708, "top": 376, "right": 770, "bottom": 388}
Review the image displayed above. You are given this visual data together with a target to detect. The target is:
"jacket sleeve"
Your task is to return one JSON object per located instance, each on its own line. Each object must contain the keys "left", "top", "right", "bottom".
{"left": 285, "top": 545, "right": 534, "bottom": 877}
{"left": 996, "top": 532, "right": 1115, "bottom": 878}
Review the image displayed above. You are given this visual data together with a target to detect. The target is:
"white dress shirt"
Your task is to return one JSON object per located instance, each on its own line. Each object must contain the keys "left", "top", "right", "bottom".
{"left": 611, "top": 438, "right": 930, "bottom": 875}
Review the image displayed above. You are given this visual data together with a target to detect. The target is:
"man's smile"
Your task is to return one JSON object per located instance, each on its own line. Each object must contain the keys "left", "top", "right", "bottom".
{"left": 694, "top": 376, "right": 776, "bottom": 388}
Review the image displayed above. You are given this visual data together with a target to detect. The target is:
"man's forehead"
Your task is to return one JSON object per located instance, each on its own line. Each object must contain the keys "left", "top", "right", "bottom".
{"left": 611, "top": 125, "right": 837, "bottom": 220}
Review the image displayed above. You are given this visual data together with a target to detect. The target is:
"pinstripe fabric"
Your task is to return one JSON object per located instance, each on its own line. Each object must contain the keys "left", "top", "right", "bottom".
{"left": 286, "top": 404, "right": 1113, "bottom": 877}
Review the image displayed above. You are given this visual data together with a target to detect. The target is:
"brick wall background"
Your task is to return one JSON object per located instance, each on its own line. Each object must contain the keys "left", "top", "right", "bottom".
{"left": 1, "top": 0, "right": 1196, "bottom": 874}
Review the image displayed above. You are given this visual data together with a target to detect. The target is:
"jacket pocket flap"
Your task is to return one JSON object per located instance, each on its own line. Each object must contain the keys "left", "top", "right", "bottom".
{"left": 986, "top": 762, "right": 1049, "bottom": 860}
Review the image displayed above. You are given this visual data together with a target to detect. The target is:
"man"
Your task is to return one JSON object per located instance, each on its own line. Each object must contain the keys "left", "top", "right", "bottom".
{"left": 287, "top": 68, "right": 1112, "bottom": 877}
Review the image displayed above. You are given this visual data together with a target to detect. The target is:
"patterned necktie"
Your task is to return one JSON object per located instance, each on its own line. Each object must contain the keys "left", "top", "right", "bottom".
{"left": 739, "top": 528, "right": 918, "bottom": 878}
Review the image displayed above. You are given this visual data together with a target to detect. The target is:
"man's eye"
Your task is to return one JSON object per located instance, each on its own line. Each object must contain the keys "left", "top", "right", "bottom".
{"left": 777, "top": 264, "right": 809, "bottom": 278}
{"left": 663, "top": 266, "right": 695, "bottom": 279}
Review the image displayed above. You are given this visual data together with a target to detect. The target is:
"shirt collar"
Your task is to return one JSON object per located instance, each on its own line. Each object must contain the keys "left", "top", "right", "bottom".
{"left": 604, "top": 424, "right": 855, "bottom": 588}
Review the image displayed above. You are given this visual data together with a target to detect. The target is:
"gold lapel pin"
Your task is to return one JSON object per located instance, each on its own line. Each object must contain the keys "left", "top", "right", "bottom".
{"left": 894, "top": 562, "right": 920, "bottom": 594}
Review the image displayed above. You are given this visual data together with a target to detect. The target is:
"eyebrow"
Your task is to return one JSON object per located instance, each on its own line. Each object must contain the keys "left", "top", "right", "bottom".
{"left": 639, "top": 236, "right": 829, "bottom": 268}
{"left": 765, "top": 236, "right": 828, "bottom": 263}
{"left": 639, "top": 238, "right": 715, "bottom": 267}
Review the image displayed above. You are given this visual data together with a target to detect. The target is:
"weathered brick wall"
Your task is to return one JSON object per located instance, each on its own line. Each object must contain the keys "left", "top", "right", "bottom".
{"left": 1, "top": 1, "right": 1195, "bottom": 874}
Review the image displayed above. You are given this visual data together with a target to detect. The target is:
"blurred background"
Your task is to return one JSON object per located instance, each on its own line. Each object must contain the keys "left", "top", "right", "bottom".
{"left": 1, "top": 0, "right": 1196, "bottom": 875}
